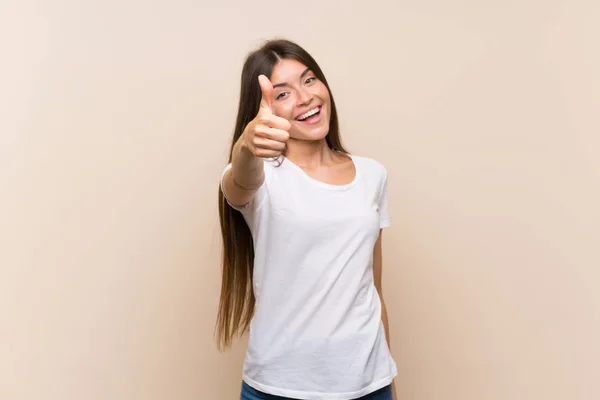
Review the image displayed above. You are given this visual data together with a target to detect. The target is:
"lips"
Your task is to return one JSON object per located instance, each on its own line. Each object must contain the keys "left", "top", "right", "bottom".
{"left": 295, "top": 106, "right": 321, "bottom": 121}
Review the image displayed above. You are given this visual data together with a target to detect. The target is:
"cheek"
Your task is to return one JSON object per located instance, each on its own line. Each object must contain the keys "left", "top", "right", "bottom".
{"left": 319, "top": 87, "right": 331, "bottom": 107}
{"left": 273, "top": 102, "right": 295, "bottom": 120}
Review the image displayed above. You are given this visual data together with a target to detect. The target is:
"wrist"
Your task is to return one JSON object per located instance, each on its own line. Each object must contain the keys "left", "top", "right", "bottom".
{"left": 236, "top": 131, "right": 252, "bottom": 154}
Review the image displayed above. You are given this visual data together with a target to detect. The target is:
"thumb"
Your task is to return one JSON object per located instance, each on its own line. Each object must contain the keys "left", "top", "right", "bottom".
{"left": 258, "top": 74, "right": 274, "bottom": 112}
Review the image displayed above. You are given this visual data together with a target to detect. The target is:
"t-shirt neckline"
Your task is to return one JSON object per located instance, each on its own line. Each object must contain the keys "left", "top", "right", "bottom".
{"left": 281, "top": 153, "right": 359, "bottom": 191}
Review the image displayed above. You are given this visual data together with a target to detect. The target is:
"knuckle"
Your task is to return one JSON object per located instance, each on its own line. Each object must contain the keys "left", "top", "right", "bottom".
{"left": 254, "top": 126, "right": 267, "bottom": 136}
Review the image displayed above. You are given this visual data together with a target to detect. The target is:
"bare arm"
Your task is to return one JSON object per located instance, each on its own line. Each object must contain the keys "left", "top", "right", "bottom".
{"left": 373, "top": 229, "right": 398, "bottom": 400}
{"left": 221, "top": 75, "right": 290, "bottom": 208}
{"left": 222, "top": 138, "right": 265, "bottom": 207}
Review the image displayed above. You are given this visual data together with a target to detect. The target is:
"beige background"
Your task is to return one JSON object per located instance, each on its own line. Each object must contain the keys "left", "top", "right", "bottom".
{"left": 1, "top": 1, "right": 599, "bottom": 399}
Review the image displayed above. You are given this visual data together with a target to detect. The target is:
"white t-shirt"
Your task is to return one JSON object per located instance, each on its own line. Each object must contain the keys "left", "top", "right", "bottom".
{"left": 219, "top": 154, "right": 397, "bottom": 400}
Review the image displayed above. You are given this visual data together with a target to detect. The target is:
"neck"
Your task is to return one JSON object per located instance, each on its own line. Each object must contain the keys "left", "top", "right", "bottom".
{"left": 286, "top": 138, "right": 336, "bottom": 168}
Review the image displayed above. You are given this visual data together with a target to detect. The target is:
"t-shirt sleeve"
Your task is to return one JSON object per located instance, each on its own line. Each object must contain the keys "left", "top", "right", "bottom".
{"left": 219, "top": 161, "right": 269, "bottom": 214}
{"left": 378, "top": 166, "right": 392, "bottom": 229}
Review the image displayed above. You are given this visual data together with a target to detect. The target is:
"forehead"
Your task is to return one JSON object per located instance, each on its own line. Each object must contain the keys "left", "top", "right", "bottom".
{"left": 270, "top": 59, "right": 309, "bottom": 82}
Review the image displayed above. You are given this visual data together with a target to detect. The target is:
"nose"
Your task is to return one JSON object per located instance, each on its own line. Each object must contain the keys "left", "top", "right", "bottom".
{"left": 296, "top": 87, "right": 311, "bottom": 106}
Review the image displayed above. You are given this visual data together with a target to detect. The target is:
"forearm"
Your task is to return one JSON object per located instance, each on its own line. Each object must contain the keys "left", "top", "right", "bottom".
{"left": 374, "top": 231, "right": 397, "bottom": 398}
{"left": 381, "top": 297, "right": 391, "bottom": 348}
{"left": 381, "top": 297, "right": 398, "bottom": 400}
{"left": 231, "top": 137, "right": 264, "bottom": 190}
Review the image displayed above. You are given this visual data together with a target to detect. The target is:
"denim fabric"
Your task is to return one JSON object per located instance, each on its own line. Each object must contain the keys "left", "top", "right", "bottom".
{"left": 240, "top": 381, "right": 393, "bottom": 400}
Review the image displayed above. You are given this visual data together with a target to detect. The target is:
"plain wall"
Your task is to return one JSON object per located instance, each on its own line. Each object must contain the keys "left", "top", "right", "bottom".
{"left": 1, "top": 1, "right": 599, "bottom": 399}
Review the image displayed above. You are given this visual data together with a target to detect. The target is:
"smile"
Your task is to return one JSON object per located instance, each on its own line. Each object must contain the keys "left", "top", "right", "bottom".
{"left": 296, "top": 106, "right": 321, "bottom": 121}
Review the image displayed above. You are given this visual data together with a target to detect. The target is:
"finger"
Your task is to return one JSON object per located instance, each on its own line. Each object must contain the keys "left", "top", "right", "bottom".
{"left": 254, "top": 148, "right": 283, "bottom": 159}
{"left": 262, "top": 128, "right": 289, "bottom": 143}
{"left": 259, "top": 114, "right": 291, "bottom": 131}
{"left": 258, "top": 75, "right": 274, "bottom": 112}
{"left": 254, "top": 137, "right": 287, "bottom": 152}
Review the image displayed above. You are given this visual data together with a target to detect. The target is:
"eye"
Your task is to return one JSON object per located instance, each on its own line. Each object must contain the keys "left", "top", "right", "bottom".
{"left": 276, "top": 92, "right": 289, "bottom": 100}
{"left": 305, "top": 76, "right": 317, "bottom": 85}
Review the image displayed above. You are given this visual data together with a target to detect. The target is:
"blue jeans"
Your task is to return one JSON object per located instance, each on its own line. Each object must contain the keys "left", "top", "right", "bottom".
{"left": 240, "top": 381, "right": 393, "bottom": 400}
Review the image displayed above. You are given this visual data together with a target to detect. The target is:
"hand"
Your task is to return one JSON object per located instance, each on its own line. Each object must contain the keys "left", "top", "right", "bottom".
{"left": 240, "top": 75, "right": 291, "bottom": 158}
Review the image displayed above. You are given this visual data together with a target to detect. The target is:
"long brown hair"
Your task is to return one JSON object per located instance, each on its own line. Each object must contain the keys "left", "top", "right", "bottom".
{"left": 216, "top": 39, "right": 348, "bottom": 350}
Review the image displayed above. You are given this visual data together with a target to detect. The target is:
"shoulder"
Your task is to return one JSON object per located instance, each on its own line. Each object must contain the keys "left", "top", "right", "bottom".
{"left": 350, "top": 154, "right": 388, "bottom": 179}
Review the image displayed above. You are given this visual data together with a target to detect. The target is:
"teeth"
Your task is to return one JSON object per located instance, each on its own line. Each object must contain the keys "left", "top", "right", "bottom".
{"left": 299, "top": 107, "right": 320, "bottom": 120}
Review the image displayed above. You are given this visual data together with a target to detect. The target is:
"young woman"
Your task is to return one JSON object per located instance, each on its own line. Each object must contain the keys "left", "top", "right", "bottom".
{"left": 217, "top": 39, "right": 398, "bottom": 400}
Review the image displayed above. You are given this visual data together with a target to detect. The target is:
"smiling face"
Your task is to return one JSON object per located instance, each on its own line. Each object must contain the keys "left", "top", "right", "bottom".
{"left": 269, "top": 58, "right": 331, "bottom": 141}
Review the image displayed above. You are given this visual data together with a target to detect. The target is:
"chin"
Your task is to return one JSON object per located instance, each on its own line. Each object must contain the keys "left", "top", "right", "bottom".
{"left": 293, "top": 129, "right": 329, "bottom": 142}
{"left": 291, "top": 120, "right": 330, "bottom": 141}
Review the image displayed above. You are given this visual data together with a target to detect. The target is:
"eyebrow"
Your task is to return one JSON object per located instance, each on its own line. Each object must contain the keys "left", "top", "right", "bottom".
{"left": 272, "top": 68, "right": 312, "bottom": 89}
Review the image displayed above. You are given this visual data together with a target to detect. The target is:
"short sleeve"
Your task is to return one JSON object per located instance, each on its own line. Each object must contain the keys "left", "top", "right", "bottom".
{"left": 220, "top": 164, "right": 247, "bottom": 212}
{"left": 378, "top": 167, "right": 391, "bottom": 229}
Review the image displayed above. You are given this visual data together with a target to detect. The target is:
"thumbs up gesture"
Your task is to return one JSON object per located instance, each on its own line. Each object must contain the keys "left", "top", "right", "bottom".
{"left": 241, "top": 75, "right": 291, "bottom": 158}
